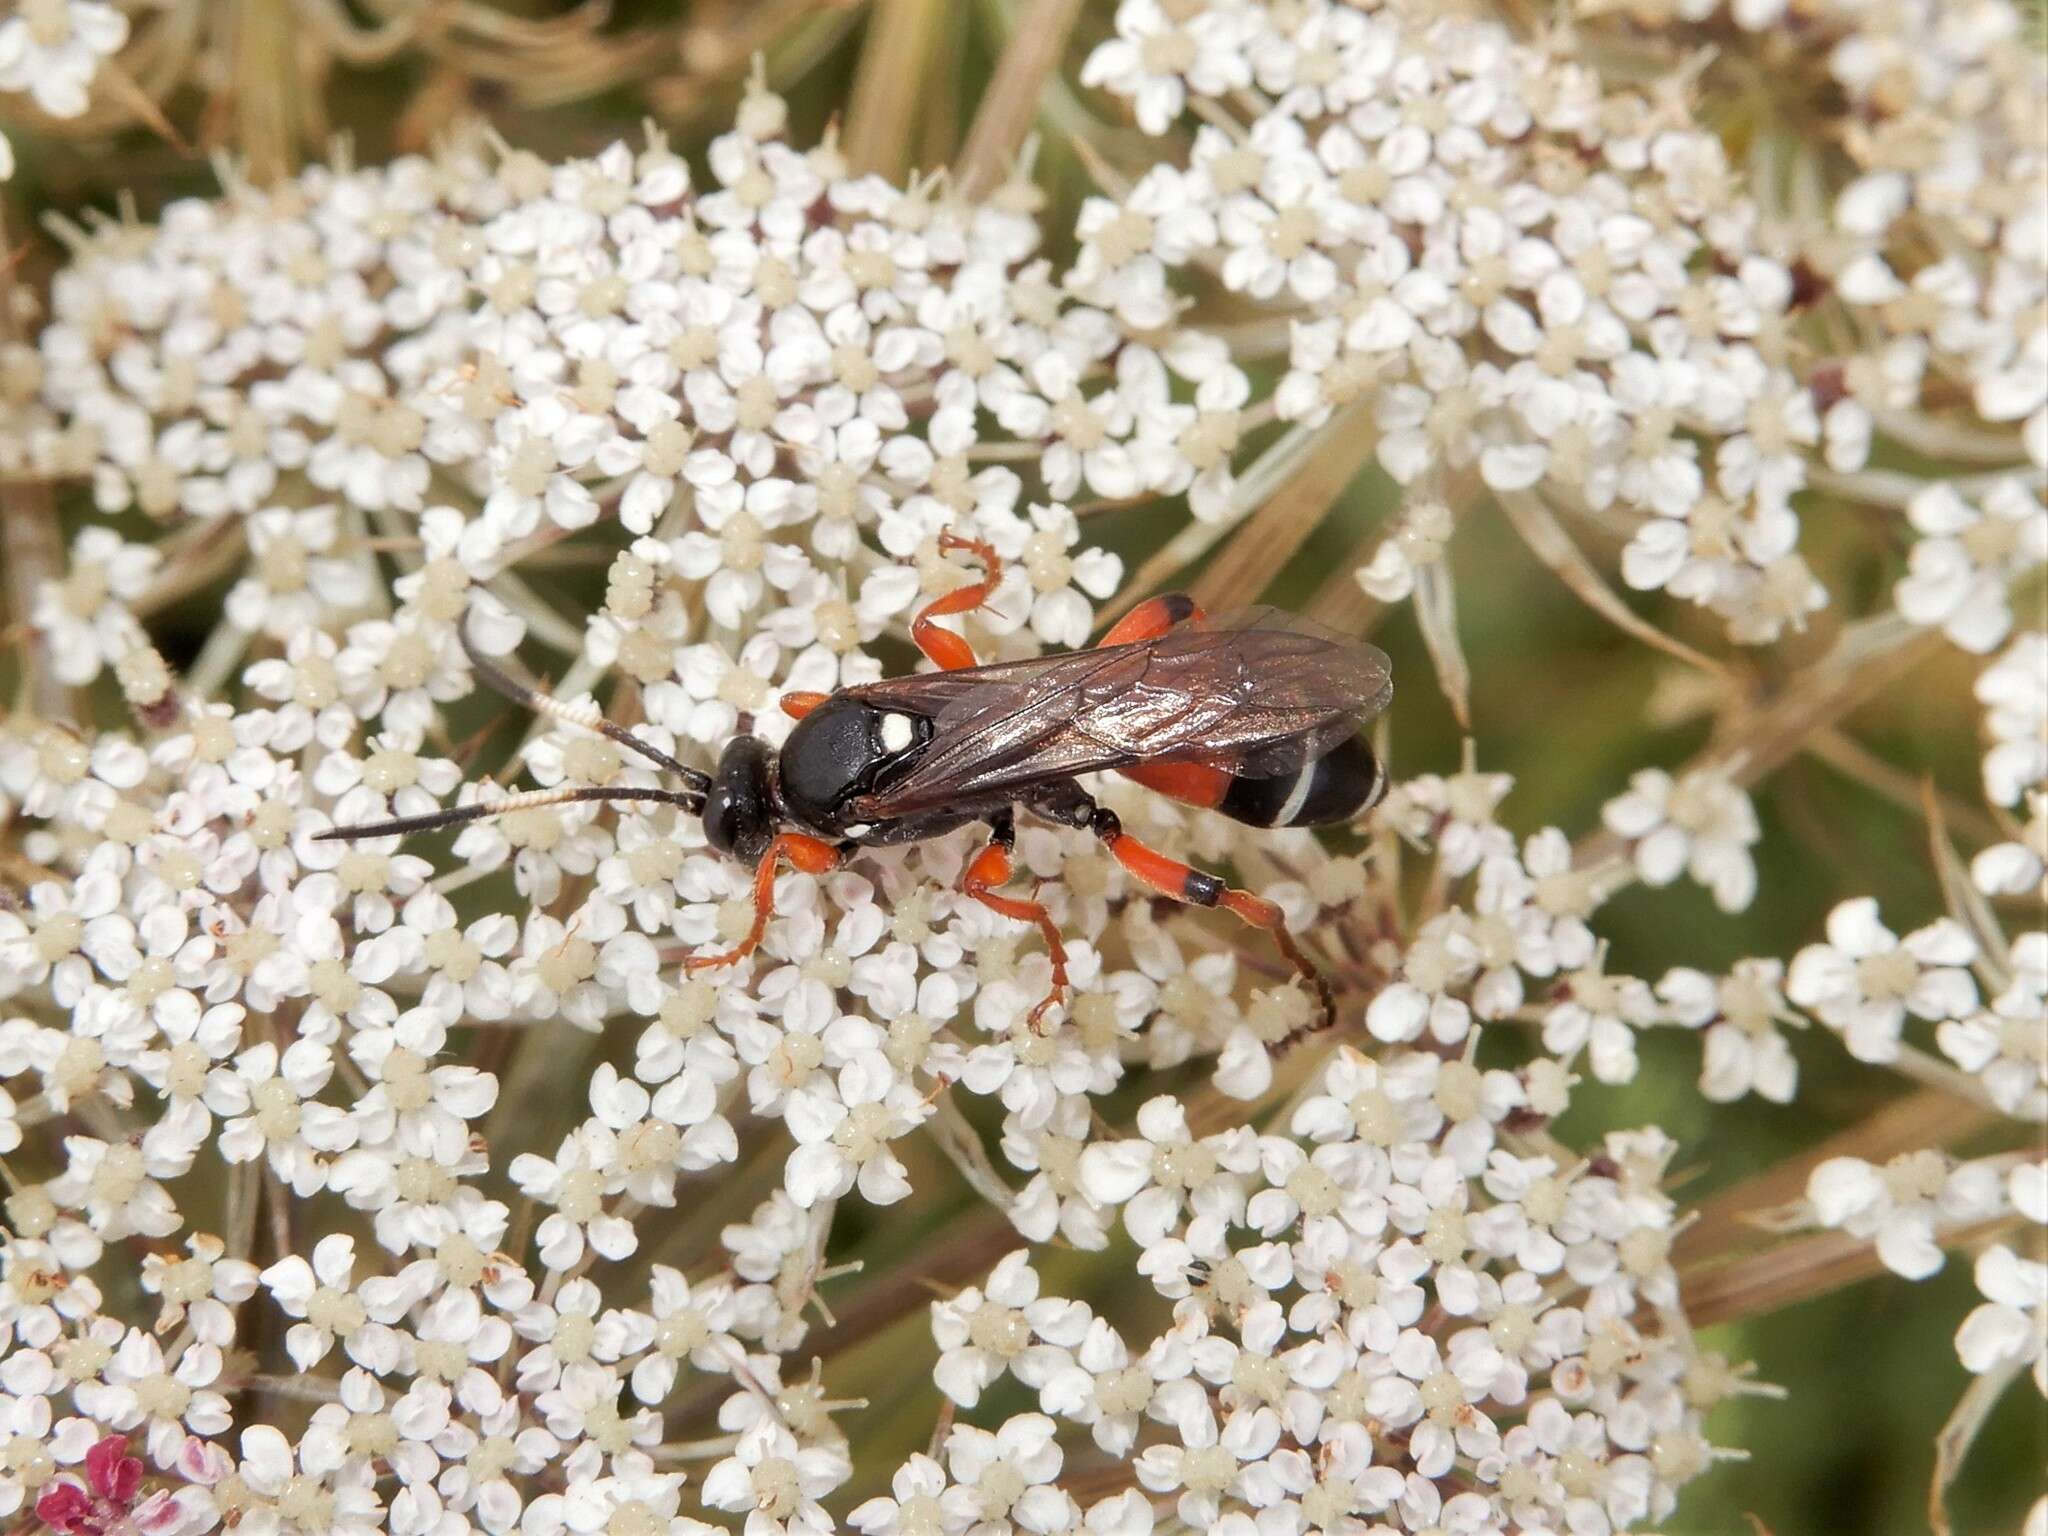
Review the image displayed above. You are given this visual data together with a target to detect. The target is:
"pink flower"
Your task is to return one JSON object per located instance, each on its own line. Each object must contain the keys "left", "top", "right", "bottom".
{"left": 36, "top": 1436, "right": 144, "bottom": 1534}
{"left": 32, "top": 1435, "right": 189, "bottom": 1536}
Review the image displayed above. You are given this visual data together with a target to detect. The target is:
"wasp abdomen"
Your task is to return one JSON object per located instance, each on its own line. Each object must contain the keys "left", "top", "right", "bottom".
{"left": 1218, "top": 735, "right": 1385, "bottom": 829}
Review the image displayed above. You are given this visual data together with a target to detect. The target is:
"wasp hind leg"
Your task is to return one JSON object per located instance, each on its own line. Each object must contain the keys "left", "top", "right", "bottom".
{"left": 685, "top": 833, "right": 842, "bottom": 972}
{"left": 961, "top": 808, "right": 1070, "bottom": 1026}
{"left": 1088, "top": 807, "right": 1335, "bottom": 1039}
{"left": 1096, "top": 592, "right": 1204, "bottom": 647}
{"left": 913, "top": 532, "right": 1003, "bottom": 671}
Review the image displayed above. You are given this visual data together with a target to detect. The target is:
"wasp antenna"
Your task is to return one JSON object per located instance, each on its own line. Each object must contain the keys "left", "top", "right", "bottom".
{"left": 315, "top": 785, "right": 705, "bottom": 843}
{"left": 458, "top": 609, "right": 711, "bottom": 793}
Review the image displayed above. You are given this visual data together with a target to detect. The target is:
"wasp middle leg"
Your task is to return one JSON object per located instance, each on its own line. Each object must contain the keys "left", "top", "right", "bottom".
{"left": 961, "top": 807, "right": 1070, "bottom": 1026}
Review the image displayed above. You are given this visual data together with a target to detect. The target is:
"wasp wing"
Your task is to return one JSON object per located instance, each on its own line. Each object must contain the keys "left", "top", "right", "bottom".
{"left": 847, "top": 607, "right": 1392, "bottom": 819}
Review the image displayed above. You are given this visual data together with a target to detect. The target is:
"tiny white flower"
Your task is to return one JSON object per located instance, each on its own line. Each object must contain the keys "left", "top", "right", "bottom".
{"left": 1894, "top": 479, "right": 2048, "bottom": 653}
{"left": 1955, "top": 1245, "right": 2047, "bottom": 1393}
{"left": 1787, "top": 898, "right": 1979, "bottom": 1063}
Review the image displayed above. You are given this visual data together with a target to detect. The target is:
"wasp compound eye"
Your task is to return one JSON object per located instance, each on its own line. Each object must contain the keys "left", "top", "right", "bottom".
{"left": 702, "top": 736, "right": 777, "bottom": 864}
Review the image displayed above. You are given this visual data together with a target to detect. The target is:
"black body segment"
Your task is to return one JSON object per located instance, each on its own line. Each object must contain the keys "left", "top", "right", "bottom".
{"left": 1218, "top": 733, "right": 1386, "bottom": 828}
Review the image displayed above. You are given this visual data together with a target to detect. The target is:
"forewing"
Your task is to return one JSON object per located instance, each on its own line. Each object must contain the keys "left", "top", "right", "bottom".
{"left": 844, "top": 646, "right": 1163, "bottom": 815}
{"left": 1169, "top": 608, "right": 1394, "bottom": 776}
{"left": 848, "top": 608, "right": 1392, "bottom": 817}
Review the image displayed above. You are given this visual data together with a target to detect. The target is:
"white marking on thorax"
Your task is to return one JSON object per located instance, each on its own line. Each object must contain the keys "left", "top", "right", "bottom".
{"left": 879, "top": 712, "right": 915, "bottom": 753}
{"left": 843, "top": 822, "right": 873, "bottom": 838}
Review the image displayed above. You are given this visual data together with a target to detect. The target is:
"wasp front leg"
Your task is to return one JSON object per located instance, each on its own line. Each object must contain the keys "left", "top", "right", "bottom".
{"left": 912, "top": 532, "right": 1003, "bottom": 671}
{"left": 685, "top": 833, "right": 843, "bottom": 972}
{"left": 961, "top": 808, "right": 1070, "bottom": 1026}
{"left": 1087, "top": 807, "right": 1335, "bottom": 1037}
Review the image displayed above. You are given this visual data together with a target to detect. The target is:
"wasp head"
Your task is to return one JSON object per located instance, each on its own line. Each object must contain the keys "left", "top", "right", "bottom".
{"left": 702, "top": 736, "right": 779, "bottom": 864}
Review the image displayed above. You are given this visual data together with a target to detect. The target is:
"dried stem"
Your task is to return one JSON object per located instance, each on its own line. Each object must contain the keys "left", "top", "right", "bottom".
{"left": 1412, "top": 558, "right": 1471, "bottom": 728}
{"left": 925, "top": 1089, "right": 1021, "bottom": 1212}
{"left": 224, "top": 1159, "right": 260, "bottom": 1268}
{"left": 648, "top": 1434, "right": 744, "bottom": 1463}
{"left": 481, "top": 1023, "right": 602, "bottom": 1159}
{"left": 1306, "top": 538, "right": 1390, "bottom": 634}
{"left": 1497, "top": 489, "right": 1730, "bottom": 681}
{"left": 1680, "top": 1215, "right": 2018, "bottom": 1328}
{"left": 800, "top": 1204, "right": 1016, "bottom": 1359}
{"left": 955, "top": 0, "right": 1087, "bottom": 196}
{"left": 234, "top": 1371, "right": 342, "bottom": 1404}
{"left": 1188, "top": 411, "right": 1384, "bottom": 613}
{"left": 843, "top": 0, "right": 956, "bottom": 180}
{"left": 134, "top": 519, "right": 250, "bottom": 618}
{"left": 1924, "top": 779, "right": 2016, "bottom": 989}
{"left": 263, "top": 1167, "right": 293, "bottom": 1267}
{"left": 1679, "top": 1226, "right": 1888, "bottom": 1327}
{"left": 1887, "top": 1042, "right": 2012, "bottom": 1114}
{"left": 1673, "top": 1088, "right": 2000, "bottom": 1268}
{"left": 1930, "top": 1354, "right": 2027, "bottom": 1536}
{"left": 294, "top": 0, "right": 431, "bottom": 67}
{"left": 185, "top": 622, "right": 253, "bottom": 702}
{"left": 1108, "top": 408, "right": 1366, "bottom": 624}
{"left": 231, "top": 0, "right": 304, "bottom": 184}
{"left": 0, "top": 209, "right": 67, "bottom": 723}
{"left": 1715, "top": 616, "right": 1943, "bottom": 790}
{"left": 1804, "top": 729, "right": 2005, "bottom": 849}
{"left": 1577, "top": 611, "right": 1942, "bottom": 869}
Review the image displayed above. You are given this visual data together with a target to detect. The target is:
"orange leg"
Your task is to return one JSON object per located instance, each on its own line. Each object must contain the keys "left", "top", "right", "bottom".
{"left": 912, "top": 532, "right": 1002, "bottom": 671}
{"left": 961, "top": 811, "right": 1069, "bottom": 1025}
{"left": 1097, "top": 592, "right": 1203, "bottom": 648}
{"left": 780, "top": 691, "right": 829, "bottom": 719}
{"left": 1092, "top": 808, "right": 1334, "bottom": 1036}
{"left": 685, "top": 833, "right": 842, "bottom": 971}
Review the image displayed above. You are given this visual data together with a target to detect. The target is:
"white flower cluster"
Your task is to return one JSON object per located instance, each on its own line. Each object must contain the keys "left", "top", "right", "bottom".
{"left": 1766, "top": 635, "right": 2048, "bottom": 1210}
{"left": 1736, "top": 0, "right": 2048, "bottom": 467}
{"left": 1082, "top": 1, "right": 1802, "bottom": 640}
{"left": 0, "top": 661, "right": 1748, "bottom": 1536}
{"left": 1082, "top": 0, "right": 2046, "bottom": 646}
{"left": 0, "top": 0, "right": 128, "bottom": 180}
{"left": 0, "top": 55, "right": 1759, "bottom": 1526}
{"left": 879, "top": 1107, "right": 1721, "bottom": 1536}
{"left": 1972, "top": 631, "right": 2048, "bottom": 904}
{"left": 1615, "top": 0, "right": 2048, "bottom": 644}
{"left": 17, "top": 130, "right": 512, "bottom": 637}
{"left": 1078, "top": 5, "right": 2046, "bottom": 1500}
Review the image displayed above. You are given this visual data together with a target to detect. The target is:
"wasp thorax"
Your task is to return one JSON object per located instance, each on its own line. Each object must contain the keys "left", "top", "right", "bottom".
{"left": 777, "top": 695, "right": 930, "bottom": 834}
